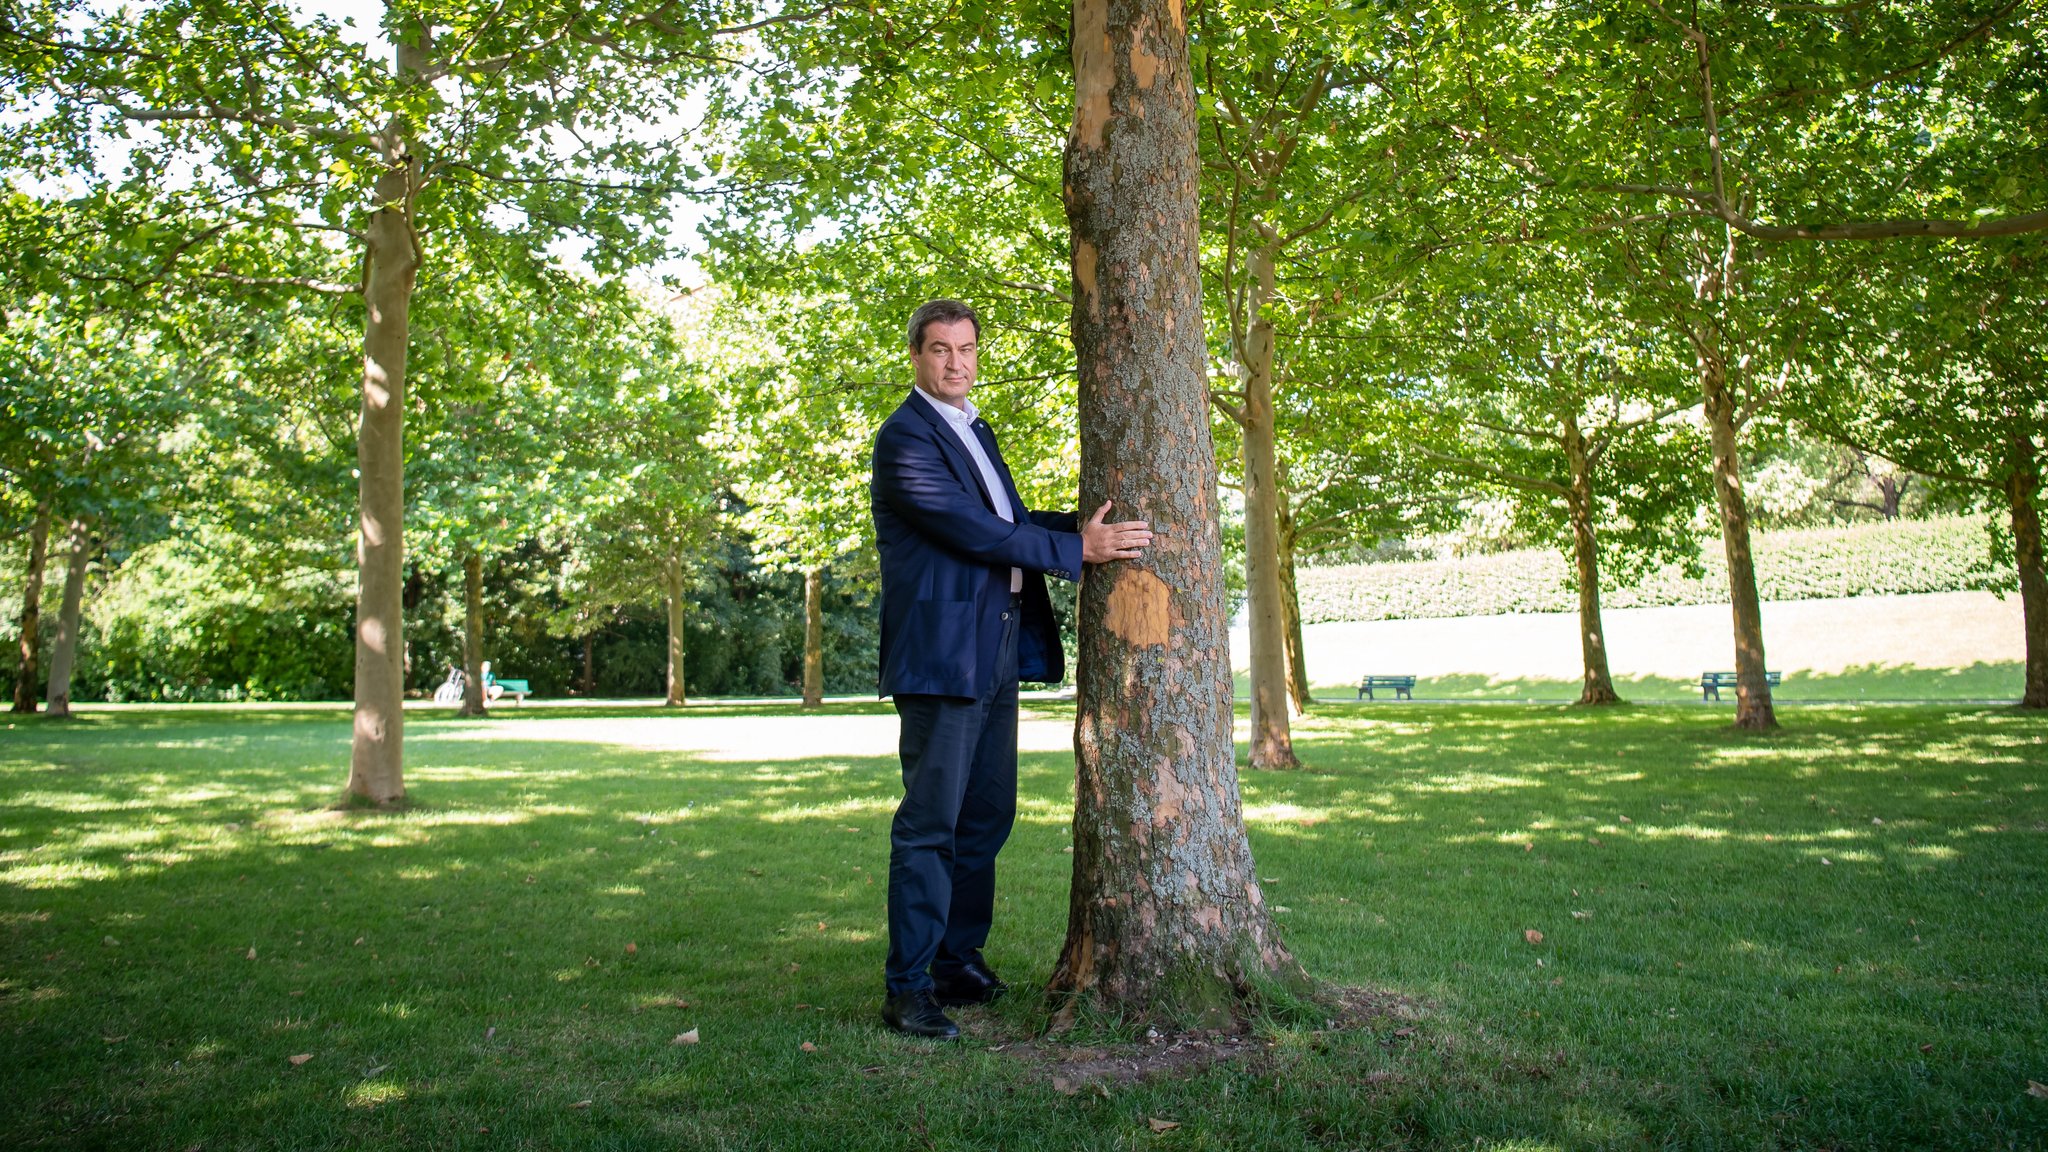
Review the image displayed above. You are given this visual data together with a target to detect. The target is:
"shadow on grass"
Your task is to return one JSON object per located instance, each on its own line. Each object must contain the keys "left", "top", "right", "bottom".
{"left": 0, "top": 704, "right": 2042, "bottom": 1150}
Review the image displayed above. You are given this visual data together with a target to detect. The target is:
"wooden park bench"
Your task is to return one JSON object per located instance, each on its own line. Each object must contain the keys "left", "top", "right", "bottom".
{"left": 1356, "top": 674, "right": 1417, "bottom": 701}
{"left": 1699, "top": 670, "right": 1781, "bottom": 701}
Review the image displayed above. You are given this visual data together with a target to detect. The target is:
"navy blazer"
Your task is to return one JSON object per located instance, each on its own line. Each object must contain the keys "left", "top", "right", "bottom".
{"left": 871, "top": 391, "right": 1084, "bottom": 699}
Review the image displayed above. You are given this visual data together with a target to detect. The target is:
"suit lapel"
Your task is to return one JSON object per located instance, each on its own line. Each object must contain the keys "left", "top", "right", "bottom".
{"left": 903, "top": 392, "right": 999, "bottom": 512}
{"left": 971, "top": 419, "right": 1026, "bottom": 522}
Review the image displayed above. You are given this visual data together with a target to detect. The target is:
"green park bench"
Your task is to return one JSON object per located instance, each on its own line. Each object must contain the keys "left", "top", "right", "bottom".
{"left": 1699, "top": 670, "right": 1780, "bottom": 701}
{"left": 1356, "top": 674, "right": 1417, "bottom": 701}
{"left": 484, "top": 669, "right": 531, "bottom": 705}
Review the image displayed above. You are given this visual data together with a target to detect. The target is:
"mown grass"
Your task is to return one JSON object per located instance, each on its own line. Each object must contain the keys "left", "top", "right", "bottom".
{"left": 1299, "top": 660, "right": 2030, "bottom": 704}
{"left": 1, "top": 701, "right": 2043, "bottom": 1150}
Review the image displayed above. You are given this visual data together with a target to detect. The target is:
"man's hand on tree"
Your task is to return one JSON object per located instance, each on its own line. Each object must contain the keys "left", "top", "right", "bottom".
{"left": 1080, "top": 501, "right": 1153, "bottom": 563}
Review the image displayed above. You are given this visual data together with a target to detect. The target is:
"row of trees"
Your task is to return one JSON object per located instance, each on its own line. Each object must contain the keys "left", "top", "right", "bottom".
{"left": 4, "top": 0, "right": 2042, "bottom": 1018}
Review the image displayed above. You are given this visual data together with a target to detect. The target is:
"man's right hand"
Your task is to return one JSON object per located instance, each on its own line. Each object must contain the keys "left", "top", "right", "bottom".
{"left": 1080, "top": 501, "right": 1153, "bottom": 563}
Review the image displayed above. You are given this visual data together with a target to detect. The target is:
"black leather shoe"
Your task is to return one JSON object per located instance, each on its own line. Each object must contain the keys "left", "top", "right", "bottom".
{"left": 881, "top": 989, "right": 960, "bottom": 1039}
{"left": 932, "top": 960, "right": 1008, "bottom": 1007}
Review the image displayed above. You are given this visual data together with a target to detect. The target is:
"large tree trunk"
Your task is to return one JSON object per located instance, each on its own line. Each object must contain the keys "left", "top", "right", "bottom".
{"left": 10, "top": 504, "right": 51, "bottom": 714}
{"left": 346, "top": 42, "right": 425, "bottom": 803}
{"left": 1564, "top": 418, "right": 1620, "bottom": 705}
{"left": 1050, "top": 0, "right": 1302, "bottom": 1021}
{"left": 580, "top": 631, "right": 596, "bottom": 696}
{"left": 456, "top": 550, "right": 487, "bottom": 716}
{"left": 2009, "top": 433, "right": 2046, "bottom": 709}
{"left": 802, "top": 566, "right": 824, "bottom": 709}
{"left": 1276, "top": 499, "right": 1312, "bottom": 715}
{"left": 663, "top": 551, "right": 687, "bottom": 707}
{"left": 43, "top": 519, "right": 91, "bottom": 719}
{"left": 1700, "top": 349, "right": 1776, "bottom": 730}
{"left": 1239, "top": 243, "right": 1299, "bottom": 768}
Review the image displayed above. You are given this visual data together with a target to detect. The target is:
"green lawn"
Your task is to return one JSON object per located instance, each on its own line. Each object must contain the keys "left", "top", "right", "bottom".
{"left": 1290, "top": 661, "right": 2029, "bottom": 703}
{"left": 2, "top": 702, "right": 2044, "bottom": 1150}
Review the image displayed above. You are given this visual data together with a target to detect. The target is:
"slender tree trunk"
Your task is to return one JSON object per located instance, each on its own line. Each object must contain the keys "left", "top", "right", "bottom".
{"left": 346, "top": 36, "right": 425, "bottom": 804}
{"left": 1700, "top": 350, "right": 1776, "bottom": 730}
{"left": 2009, "top": 434, "right": 2047, "bottom": 709}
{"left": 802, "top": 566, "right": 824, "bottom": 709}
{"left": 1564, "top": 418, "right": 1620, "bottom": 705}
{"left": 456, "top": 550, "right": 487, "bottom": 716}
{"left": 11, "top": 504, "right": 51, "bottom": 714}
{"left": 580, "top": 632, "right": 596, "bottom": 696}
{"left": 1050, "top": 0, "right": 1302, "bottom": 1020}
{"left": 1239, "top": 242, "right": 1299, "bottom": 768}
{"left": 43, "top": 520, "right": 91, "bottom": 719}
{"left": 663, "top": 551, "right": 687, "bottom": 707}
{"left": 1276, "top": 500, "right": 1312, "bottom": 715}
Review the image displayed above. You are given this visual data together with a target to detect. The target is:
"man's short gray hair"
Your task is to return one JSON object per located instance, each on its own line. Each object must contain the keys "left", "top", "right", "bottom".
{"left": 907, "top": 299, "right": 981, "bottom": 352}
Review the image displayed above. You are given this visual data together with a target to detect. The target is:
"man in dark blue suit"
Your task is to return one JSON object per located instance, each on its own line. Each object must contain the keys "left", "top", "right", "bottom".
{"left": 871, "top": 299, "right": 1152, "bottom": 1038}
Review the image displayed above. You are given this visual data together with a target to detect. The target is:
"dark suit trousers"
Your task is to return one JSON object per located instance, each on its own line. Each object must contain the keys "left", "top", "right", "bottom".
{"left": 884, "top": 604, "right": 1020, "bottom": 995}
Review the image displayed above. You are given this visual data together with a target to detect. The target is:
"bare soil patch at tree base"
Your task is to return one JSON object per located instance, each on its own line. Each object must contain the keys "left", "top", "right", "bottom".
{"left": 969, "top": 985, "right": 1420, "bottom": 1095}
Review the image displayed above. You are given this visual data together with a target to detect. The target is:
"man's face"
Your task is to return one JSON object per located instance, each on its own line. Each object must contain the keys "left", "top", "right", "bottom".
{"left": 911, "top": 317, "right": 979, "bottom": 409}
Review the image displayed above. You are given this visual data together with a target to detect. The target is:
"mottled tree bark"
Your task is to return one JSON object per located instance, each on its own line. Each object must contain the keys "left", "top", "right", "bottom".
{"left": 43, "top": 520, "right": 91, "bottom": 719}
{"left": 1276, "top": 500, "right": 1312, "bottom": 715}
{"left": 346, "top": 29, "right": 426, "bottom": 805}
{"left": 2009, "top": 434, "right": 2046, "bottom": 709}
{"left": 663, "top": 550, "right": 687, "bottom": 707}
{"left": 11, "top": 505, "right": 51, "bottom": 714}
{"left": 802, "top": 566, "right": 824, "bottom": 710}
{"left": 1563, "top": 418, "right": 1620, "bottom": 705}
{"left": 1239, "top": 244, "right": 1299, "bottom": 768}
{"left": 1050, "top": 0, "right": 1303, "bottom": 1021}
{"left": 456, "top": 550, "right": 487, "bottom": 716}
{"left": 1700, "top": 351, "right": 1776, "bottom": 730}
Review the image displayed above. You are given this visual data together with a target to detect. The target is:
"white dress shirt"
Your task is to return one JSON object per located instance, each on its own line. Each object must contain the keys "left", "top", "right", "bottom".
{"left": 914, "top": 387, "right": 1023, "bottom": 594}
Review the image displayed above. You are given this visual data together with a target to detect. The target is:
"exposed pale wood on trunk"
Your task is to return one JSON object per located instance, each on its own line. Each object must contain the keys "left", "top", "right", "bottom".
{"left": 1051, "top": 0, "right": 1304, "bottom": 1021}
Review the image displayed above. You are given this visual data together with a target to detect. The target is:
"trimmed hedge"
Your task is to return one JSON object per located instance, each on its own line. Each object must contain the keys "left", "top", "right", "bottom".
{"left": 1297, "top": 515, "right": 1999, "bottom": 624}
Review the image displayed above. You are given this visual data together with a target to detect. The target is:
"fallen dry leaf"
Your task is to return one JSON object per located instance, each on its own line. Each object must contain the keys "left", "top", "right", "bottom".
{"left": 245, "top": 947, "right": 257, "bottom": 960}
{"left": 102, "top": 936, "right": 118, "bottom": 947}
{"left": 1570, "top": 910, "right": 1590, "bottom": 921}
{"left": 671, "top": 998, "right": 691, "bottom": 1009}
{"left": 288, "top": 1053, "right": 313, "bottom": 1066}
{"left": 1618, "top": 815, "right": 1632, "bottom": 824}
{"left": 353, "top": 937, "right": 365, "bottom": 946}
{"left": 784, "top": 962, "right": 800, "bottom": 974}
{"left": 674, "top": 1028, "right": 700, "bottom": 1045}
{"left": 1919, "top": 1044, "right": 1934, "bottom": 1054}
{"left": 1523, "top": 843, "right": 1534, "bottom": 852}
{"left": 1393, "top": 1027, "right": 1417, "bottom": 1038}
{"left": 1821, "top": 858, "right": 1834, "bottom": 866}
{"left": 625, "top": 942, "right": 637, "bottom": 954}
{"left": 800, "top": 1042, "right": 817, "bottom": 1052}
{"left": 1524, "top": 929, "right": 1545, "bottom": 945}
{"left": 2028, "top": 1079, "right": 2048, "bottom": 1099}
{"left": 485, "top": 1026, "right": 496, "bottom": 1041}
{"left": 363, "top": 1064, "right": 390, "bottom": 1078}
{"left": 569, "top": 1099, "right": 592, "bottom": 1110}
{"left": 817, "top": 921, "right": 828, "bottom": 932}
{"left": 1052, "top": 1076, "right": 1079, "bottom": 1095}
{"left": 1147, "top": 1118, "right": 1180, "bottom": 1132}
